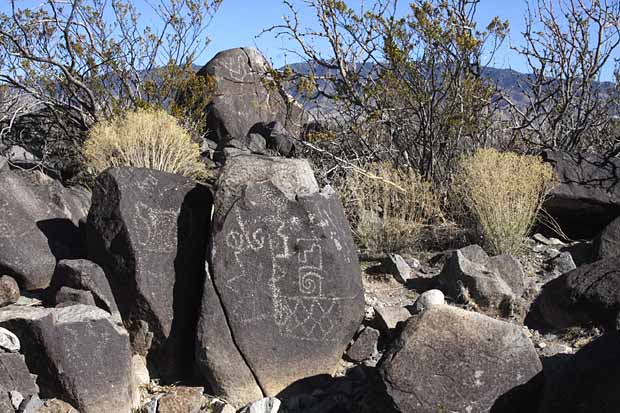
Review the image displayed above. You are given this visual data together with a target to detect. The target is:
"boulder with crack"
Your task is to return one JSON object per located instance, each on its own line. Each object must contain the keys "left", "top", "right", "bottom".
{"left": 196, "top": 155, "right": 364, "bottom": 404}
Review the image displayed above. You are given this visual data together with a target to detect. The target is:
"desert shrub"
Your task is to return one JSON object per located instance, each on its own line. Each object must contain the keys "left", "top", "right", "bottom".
{"left": 83, "top": 109, "right": 208, "bottom": 181}
{"left": 340, "top": 162, "right": 444, "bottom": 253}
{"left": 457, "top": 149, "right": 555, "bottom": 255}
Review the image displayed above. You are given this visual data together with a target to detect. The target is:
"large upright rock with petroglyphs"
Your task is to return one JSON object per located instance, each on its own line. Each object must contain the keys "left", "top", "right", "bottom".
{"left": 197, "top": 155, "right": 364, "bottom": 400}
{"left": 0, "top": 167, "right": 89, "bottom": 290}
{"left": 198, "top": 48, "right": 305, "bottom": 145}
{"left": 87, "top": 167, "right": 212, "bottom": 380}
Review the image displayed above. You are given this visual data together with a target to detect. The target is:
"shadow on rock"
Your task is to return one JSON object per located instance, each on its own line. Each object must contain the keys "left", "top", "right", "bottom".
{"left": 490, "top": 371, "right": 544, "bottom": 413}
{"left": 278, "top": 366, "right": 398, "bottom": 413}
{"left": 37, "top": 218, "right": 85, "bottom": 261}
{"left": 160, "top": 185, "right": 212, "bottom": 381}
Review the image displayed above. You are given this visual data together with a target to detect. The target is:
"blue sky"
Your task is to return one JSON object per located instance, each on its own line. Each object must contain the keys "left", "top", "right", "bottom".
{"left": 2, "top": 0, "right": 618, "bottom": 80}
{"left": 204, "top": 0, "right": 618, "bottom": 81}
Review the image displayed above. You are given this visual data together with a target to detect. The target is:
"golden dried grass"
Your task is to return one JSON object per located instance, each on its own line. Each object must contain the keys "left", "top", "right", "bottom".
{"left": 83, "top": 109, "right": 208, "bottom": 180}
{"left": 456, "top": 148, "right": 555, "bottom": 255}
{"left": 340, "top": 162, "right": 444, "bottom": 253}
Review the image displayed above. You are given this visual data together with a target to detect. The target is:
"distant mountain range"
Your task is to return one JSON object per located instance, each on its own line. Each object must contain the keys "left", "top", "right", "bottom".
{"left": 275, "top": 62, "right": 616, "bottom": 112}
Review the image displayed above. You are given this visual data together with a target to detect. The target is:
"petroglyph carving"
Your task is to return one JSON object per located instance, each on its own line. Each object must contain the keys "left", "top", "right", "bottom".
{"left": 134, "top": 202, "right": 177, "bottom": 253}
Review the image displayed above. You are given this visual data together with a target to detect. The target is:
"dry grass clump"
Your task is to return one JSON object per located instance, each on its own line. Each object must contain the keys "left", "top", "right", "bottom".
{"left": 83, "top": 109, "right": 207, "bottom": 180}
{"left": 340, "top": 162, "right": 444, "bottom": 253}
{"left": 457, "top": 148, "right": 555, "bottom": 256}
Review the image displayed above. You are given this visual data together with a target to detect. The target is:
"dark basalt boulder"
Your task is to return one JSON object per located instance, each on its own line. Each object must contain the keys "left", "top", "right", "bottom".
{"left": 538, "top": 331, "right": 620, "bottom": 413}
{"left": 195, "top": 267, "right": 264, "bottom": 408}
{"left": 0, "top": 352, "right": 39, "bottom": 401}
{"left": 542, "top": 150, "right": 620, "bottom": 238}
{"left": 437, "top": 245, "right": 525, "bottom": 309}
{"left": 380, "top": 305, "right": 542, "bottom": 413}
{"left": 595, "top": 215, "right": 620, "bottom": 260}
{"left": 0, "top": 305, "right": 134, "bottom": 413}
{"left": 198, "top": 155, "right": 364, "bottom": 399}
{"left": 198, "top": 48, "right": 305, "bottom": 145}
{"left": 50, "top": 259, "right": 121, "bottom": 323}
{"left": 535, "top": 255, "right": 620, "bottom": 329}
{"left": 0, "top": 168, "right": 90, "bottom": 290}
{"left": 86, "top": 167, "right": 212, "bottom": 380}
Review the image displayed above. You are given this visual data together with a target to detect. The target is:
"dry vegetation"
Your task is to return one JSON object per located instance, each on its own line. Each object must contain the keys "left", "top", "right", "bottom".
{"left": 83, "top": 109, "right": 208, "bottom": 181}
{"left": 456, "top": 149, "right": 556, "bottom": 255}
{"left": 340, "top": 162, "right": 445, "bottom": 253}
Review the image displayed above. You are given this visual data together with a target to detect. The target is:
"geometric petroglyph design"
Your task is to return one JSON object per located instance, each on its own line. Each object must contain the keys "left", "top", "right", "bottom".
{"left": 297, "top": 239, "right": 323, "bottom": 296}
{"left": 133, "top": 202, "right": 177, "bottom": 253}
{"left": 222, "top": 204, "right": 352, "bottom": 342}
{"left": 277, "top": 297, "right": 340, "bottom": 342}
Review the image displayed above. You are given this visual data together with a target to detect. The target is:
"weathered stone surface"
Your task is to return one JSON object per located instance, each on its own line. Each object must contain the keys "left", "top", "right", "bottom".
{"left": 50, "top": 259, "right": 121, "bottom": 323}
{"left": 198, "top": 48, "right": 305, "bottom": 144}
{"left": 195, "top": 268, "right": 263, "bottom": 407}
{"left": 18, "top": 397, "right": 79, "bottom": 413}
{"left": 0, "top": 275, "right": 20, "bottom": 307}
{"left": 239, "top": 397, "right": 282, "bottom": 413}
{"left": 595, "top": 215, "right": 620, "bottom": 259}
{"left": 131, "top": 354, "right": 150, "bottom": 388}
{"left": 0, "top": 352, "right": 39, "bottom": 400}
{"left": 87, "top": 167, "right": 212, "bottom": 379}
{"left": 536, "top": 255, "right": 620, "bottom": 329}
{"left": 386, "top": 253, "right": 412, "bottom": 284}
{"left": 437, "top": 245, "right": 525, "bottom": 308}
{"left": 157, "top": 387, "right": 205, "bottom": 413}
{"left": 542, "top": 150, "right": 620, "bottom": 237}
{"left": 249, "top": 121, "right": 297, "bottom": 156}
{"left": 380, "top": 306, "right": 542, "bottom": 413}
{"left": 373, "top": 305, "right": 411, "bottom": 332}
{"left": 0, "top": 305, "right": 134, "bottom": 413}
{"left": 345, "top": 327, "right": 380, "bottom": 363}
{"left": 209, "top": 155, "right": 364, "bottom": 396}
{"left": 538, "top": 331, "right": 620, "bottom": 413}
{"left": 55, "top": 286, "right": 96, "bottom": 307}
{"left": 0, "top": 169, "right": 90, "bottom": 290}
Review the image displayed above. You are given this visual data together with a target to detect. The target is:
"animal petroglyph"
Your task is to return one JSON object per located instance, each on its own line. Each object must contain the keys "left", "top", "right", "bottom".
{"left": 133, "top": 202, "right": 177, "bottom": 253}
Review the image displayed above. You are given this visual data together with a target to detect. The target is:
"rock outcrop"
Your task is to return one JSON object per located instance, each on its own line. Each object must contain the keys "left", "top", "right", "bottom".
{"left": 0, "top": 168, "right": 89, "bottom": 290}
{"left": 380, "top": 305, "right": 542, "bottom": 413}
{"left": 197, "top": 155, "right": 364, "bottom": 400}
{"left": 50, "top": 259, "right": 121, "bottom": 323}
{"left": 0, "top": 305, "right": 134, "bottom": 413}
{"left": 538, "top": 331, "right": 620, "bottom": 413}
{"left": 542, "top": 150, "right": 620, "bottom": 237}
{"left": 437, "top": 245, "right": 525, "bottom": 309}
{"left": 595, "top": 215, "right": 620, "bottom": 260}
{"left": 536, "top": 255, "right": 620, "bottom": 329}
{"left": 198, "top": 48, "right": 304, "bottom": 150}
{"left": 87, "top": 167, "right": 212, "bottom": 379}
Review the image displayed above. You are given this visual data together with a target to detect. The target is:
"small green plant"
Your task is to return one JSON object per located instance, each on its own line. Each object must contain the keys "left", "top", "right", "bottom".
{"left": 340, "top": 162, "right": 444, "bottom": 253}
{"left": 457, "top": 148, "right": 555, "bottom": 255}
{"left": 83, "top": 109, "right": 208, "bottom": 181}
